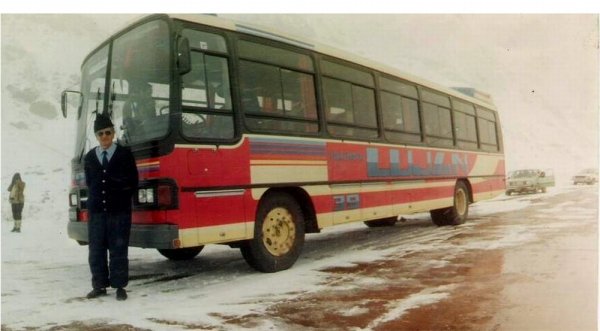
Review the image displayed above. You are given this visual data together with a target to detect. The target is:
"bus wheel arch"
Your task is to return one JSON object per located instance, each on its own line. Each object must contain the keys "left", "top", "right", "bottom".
{"left": 364, "top": 217, "right": 398, "bottom": 227}
{"left": 241, "top": 190, "right": 307, "bottom": 272}
{"left": 430, "top": 179, "right": 471, "bottom": 226}
{"left": 259, "top": 187, "right": 319, "bottom": 234}
{"left": 158, "top": 246, "right": 204, "bottom": 260}
{"left": 460, "top": 178, "right": 474, "bottom": 203}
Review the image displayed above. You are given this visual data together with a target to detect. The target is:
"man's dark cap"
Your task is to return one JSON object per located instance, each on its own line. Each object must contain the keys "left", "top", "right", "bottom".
{"left": 94, "top": 112, "right": 114, "bottom": 132}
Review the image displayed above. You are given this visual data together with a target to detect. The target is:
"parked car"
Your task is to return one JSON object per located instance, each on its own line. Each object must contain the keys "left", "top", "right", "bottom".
{"left": 506, "top": 169, "right": 555, "bottom": 195}
{"left": 573, "top": 168, "right": 598, "bottom": 185}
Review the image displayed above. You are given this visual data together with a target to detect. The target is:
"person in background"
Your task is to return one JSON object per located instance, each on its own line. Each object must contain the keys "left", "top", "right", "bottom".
{"left": 84, "top": 112, "right": 138, "bottom": 301}
{"left": 8, "top": 173, "right": 25, "bottom": 233}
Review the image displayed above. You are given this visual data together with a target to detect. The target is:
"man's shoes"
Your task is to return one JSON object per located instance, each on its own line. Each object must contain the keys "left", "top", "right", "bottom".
{"left": 86, "top": 288, "right": 107, "bottom": 299}
{"left": 116, "top": 288, "right": 127, "bottom": 301}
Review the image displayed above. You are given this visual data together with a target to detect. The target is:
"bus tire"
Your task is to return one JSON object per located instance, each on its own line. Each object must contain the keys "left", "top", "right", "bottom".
{"left": 364, "top": 217, "right": 398, "bottom": 227}
{"left": 241, "top": 193, "right": 305, "bottom": 273}
{"left": 158, "top": 246, "right": 204, "bottom": 260}
{"left": 430, "top": 181, "right": 470, "bottom": 226}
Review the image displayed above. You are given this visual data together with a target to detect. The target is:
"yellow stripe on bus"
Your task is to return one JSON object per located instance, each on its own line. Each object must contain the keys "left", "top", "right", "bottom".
{"left": 251, "top": 165, "right": 328, "bottom": 184}
{"left": 250, "top": 160, "right": 328, "bottom": 166}
{"left": 178, "top": 222, "right": 252, "bottom": 247}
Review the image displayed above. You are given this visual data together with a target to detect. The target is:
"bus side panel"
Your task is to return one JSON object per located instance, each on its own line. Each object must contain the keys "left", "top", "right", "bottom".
{"left": 468, "top": 154, "right": 506, "bottom": 201}
{"left": 472, "top": 177, "right": 506, "bottom": 202}
{"left": 161, "top": 136, "right": 505, "bottom": 245}
{"left": 171, "top": 142, "right": 251, "bottom": 189}
{"left": 328, "top": 143, "right": 478, "bottom": 183}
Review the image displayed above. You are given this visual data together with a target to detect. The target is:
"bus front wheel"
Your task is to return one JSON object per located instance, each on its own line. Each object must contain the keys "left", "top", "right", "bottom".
{"left": 158, "top": 246, "right": 204, "bottom": 260}
{"left": 241, "top": 193, "right": 305, "bottom": 273}
{"left": 430, "top": 181, "right": 470, "bottom": 226}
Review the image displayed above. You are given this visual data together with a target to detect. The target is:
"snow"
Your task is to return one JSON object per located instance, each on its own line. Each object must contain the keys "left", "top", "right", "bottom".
{"left": 362, "top": 284, "right": 457, "bottom": 330}
{"left": 3, "top": 181, "right": 591, "bottom": 329}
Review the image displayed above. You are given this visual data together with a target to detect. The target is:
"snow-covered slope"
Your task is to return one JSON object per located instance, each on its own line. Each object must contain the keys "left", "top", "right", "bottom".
{"left": 1, "top": 14, "right": 136, "bottom": 215}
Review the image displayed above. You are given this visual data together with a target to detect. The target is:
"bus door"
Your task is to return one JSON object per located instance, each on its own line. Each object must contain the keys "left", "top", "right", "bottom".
{"left": 179, "top": 27, "right": 245, "bottom": 244}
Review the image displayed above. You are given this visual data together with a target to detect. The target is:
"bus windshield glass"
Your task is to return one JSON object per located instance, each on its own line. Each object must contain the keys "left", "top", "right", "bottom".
{"left": 76, "top": 45, "right": 108, "bottom": 157}
{"left": 76, "top": 19, "right": 171, "bottom": 156}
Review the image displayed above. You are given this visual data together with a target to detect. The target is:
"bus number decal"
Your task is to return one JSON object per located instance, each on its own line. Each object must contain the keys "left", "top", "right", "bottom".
{"left": 334, "top": 194, "right": 360, "bottom": 211}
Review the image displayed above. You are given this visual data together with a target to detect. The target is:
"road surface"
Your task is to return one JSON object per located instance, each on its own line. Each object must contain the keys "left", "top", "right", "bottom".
{"left": 1, "top": 185, "right": 597, "bottom": 330}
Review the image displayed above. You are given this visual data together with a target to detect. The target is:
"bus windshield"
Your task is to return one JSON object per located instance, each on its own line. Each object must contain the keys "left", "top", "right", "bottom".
{"left": 76, "top": 19, "right": 171, "bottom": 157}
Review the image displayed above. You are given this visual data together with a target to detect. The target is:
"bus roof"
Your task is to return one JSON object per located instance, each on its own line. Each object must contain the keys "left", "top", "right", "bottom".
{"left": 103, "top": 14, "right": 497, "bottom": 111}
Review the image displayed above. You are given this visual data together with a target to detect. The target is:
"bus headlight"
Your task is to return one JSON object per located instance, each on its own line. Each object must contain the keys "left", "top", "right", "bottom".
{"left": 135, "top": 179, "right": 178, "bottom": 210}
{"left": 69, "top": 192, "right": 78, "bottom": 207}
{"left": 138, "top": 188, "right": 155, "bottom": 204}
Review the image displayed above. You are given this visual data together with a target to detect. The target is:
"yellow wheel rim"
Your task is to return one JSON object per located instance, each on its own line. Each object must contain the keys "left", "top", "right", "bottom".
{"left": 262, "top": 207, "right": 296, "bottom": 256}
{"left": 455, "top": 188, "right": 467, "bottom": 216}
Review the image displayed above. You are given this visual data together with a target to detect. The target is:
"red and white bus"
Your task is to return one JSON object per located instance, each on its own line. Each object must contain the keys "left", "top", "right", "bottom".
{"left": 62, "top": 14, "right": 505, "bottom": 272}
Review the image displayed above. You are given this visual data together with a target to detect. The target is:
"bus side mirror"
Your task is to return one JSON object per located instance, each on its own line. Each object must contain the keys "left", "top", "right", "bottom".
{"left": 61, "top": 92, "right": 68, "bottom": 118}
{"left": 61, "top": 90, "right": 83, "bottom": 119}
{"left": 177, "top": 37, "right": 191, "bottom": 75}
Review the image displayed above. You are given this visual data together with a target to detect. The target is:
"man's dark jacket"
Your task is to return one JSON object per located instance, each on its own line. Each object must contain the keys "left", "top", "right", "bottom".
{"left": 84, "top": 144, "right": 138, "bottom": 213}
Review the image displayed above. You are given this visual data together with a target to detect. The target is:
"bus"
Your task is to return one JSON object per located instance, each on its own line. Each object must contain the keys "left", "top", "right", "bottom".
{"left": 61, "top": 14, "right": 505, "bottom": 273}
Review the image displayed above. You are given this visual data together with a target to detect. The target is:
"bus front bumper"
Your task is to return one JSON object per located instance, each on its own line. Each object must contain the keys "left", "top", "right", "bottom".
{"left": 67, "top": 221, "right": 180, "bottom": 249}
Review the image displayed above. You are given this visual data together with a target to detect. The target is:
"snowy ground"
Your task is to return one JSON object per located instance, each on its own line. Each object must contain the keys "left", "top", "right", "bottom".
{"left": 1, "top": 183, "right": 597, "bottom": 330}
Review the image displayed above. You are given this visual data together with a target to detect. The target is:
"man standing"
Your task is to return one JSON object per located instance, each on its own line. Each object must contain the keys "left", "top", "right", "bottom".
{"left": 84, "top": 112, "right": 138, "bottom": 301}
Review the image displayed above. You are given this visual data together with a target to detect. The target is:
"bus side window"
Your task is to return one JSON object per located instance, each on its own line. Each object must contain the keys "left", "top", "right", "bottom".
{"left": 241, "top": 87, "right": 261, "bottom": 113}
{"left": 322, "top": 62, "right": 378, "bottom": 139}
{"left": 422, "top": 103, "right": 453, "bottom": 147}
{"left": 453, "top": 100, "right": 478, "bottom": 150}
{"left": 240, "top": 59, "right": 318, "bottom": 134}
{"left": 182, "top": 52, "right": 209, "bottom": 108}
{"left": 477, "top": 107, "right": 499, "bottom": 151}
{"left": 323, "top": 77, "right": 353, "bottom": 137}
{"left": 181, "top": 48, "right": 234, "bottom": 140}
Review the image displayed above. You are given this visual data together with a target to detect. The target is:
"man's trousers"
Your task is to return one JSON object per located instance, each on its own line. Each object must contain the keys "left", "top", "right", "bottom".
{"left": 88, "top": 211, "right": 131, "bottom": 289}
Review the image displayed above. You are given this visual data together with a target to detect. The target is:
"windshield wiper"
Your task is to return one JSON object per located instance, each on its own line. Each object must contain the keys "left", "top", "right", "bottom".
{"left": 94, "top": 87, "right": 101, "bottom": 115}
{"left": 109, "top": 82, "right": 116, "bottom": 117}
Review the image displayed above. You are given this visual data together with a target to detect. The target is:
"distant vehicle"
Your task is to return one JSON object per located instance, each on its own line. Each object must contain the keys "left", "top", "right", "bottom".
{"left": 573, "top": 169, "right": 598, "bottom": 185}
{"left": 506, "top": 169, "right": 555, "bottom": 195}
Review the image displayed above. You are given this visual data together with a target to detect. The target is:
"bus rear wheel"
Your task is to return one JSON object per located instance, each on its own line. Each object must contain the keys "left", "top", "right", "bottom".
{"left": 158, "top": 246, "right": 204, "bottom": 260}
{"left": 241, "top": 193, "right": 305, "bottom": 273}
{"left": 430, "top": 181, "right": 470, "bottom": 226}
